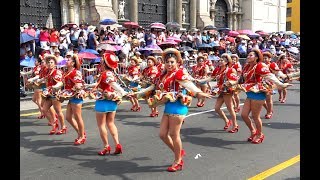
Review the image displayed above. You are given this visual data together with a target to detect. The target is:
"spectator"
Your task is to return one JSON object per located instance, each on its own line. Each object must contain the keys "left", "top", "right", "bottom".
{"left": 87, "top": 26, "right": 98, "bottom": 50}
{"left": 237, "top": 40, "right": 247, "bottom": 58}
{"left": 77, "top": 31, "right": 87, "bottom": 52}
{"left": 70, "top": 24, "right": 80, "bottom": 47}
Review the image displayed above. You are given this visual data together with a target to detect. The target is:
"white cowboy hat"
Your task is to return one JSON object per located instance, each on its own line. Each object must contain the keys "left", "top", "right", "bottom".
{"left": 88, "top": 25, "right": 96, "bottom": 32}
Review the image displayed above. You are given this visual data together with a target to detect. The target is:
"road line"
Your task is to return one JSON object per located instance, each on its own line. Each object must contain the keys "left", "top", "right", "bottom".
{"left": 248, "top": 155, "right": 300, "bottom": 180}
{"left": 186, "top": 103, "right": 244, "bottom": 118}
{"left": 20, "top": 100, "right": 131, "bottom": 117}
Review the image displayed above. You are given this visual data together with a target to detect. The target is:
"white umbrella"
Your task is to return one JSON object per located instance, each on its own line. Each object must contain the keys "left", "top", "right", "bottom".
{"left": 46, "top": 13, "right": 54, "bottom": 29}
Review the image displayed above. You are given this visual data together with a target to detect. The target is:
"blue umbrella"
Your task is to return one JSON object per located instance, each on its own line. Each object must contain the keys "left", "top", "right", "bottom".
{"left": 203, "top": 25, "right": 217, "bottom": 30}
{"left": 209, "top": 42, "right": 220, "bottom": 47}
{"left": 99, "top": 18, "right": 117, "bottom": 25}
{"left": 80, "top": 49, "right": 99, "bottom": 55}
{"left": 198, "top": 43, "right": 212, "bottom": 48}
{"left": 290, "top": 34, "right": 297, "bottom": 39}
{"left": 218, "top": 27, "right": 230, "bottom": 32}
{"left": 92, "top": 57, "right": 101, "bottom": 63}
{"left": 20, "top": 33, "right": 36, "bottom": 44}
{"left": 20, "top": 57, "right": 36, "bottom": 67}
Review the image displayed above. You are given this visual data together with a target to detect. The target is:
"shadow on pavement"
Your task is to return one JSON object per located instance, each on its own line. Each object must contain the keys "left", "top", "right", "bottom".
{"left": 20, "top": 131, "right": 167, "bottom": 178}
{"left": 273, "top": 103, "right": 300, "bottom": 107}
{"left": 181, "top": 127, "right": 248, "bottom": 150}
{"left": 262, "top": 122, "right": 300, "bottom": 130}
{"left": 79, "top": 160, "right": 167, "bottom": 178}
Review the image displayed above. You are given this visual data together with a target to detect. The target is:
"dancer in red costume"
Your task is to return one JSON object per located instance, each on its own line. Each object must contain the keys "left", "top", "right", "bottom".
{"left": 87, "top": 53, "right": 129, "bottom": 155}
{"left": 240, "top": 49, "right": 291, "bottom": 144}
{"left": 58, "top": 53, "right": 87, "bottom": 145}
{"left": 135, "top": 48, "right": 212, "bottom": 172}
{"left": 39, "top": 55, "right": 66, "bottom": 135}
{"left": 140, "top": 56, "right": 159, "bottom": 117}
{"left": 197, "top": 53, "right": 239, "bottom": 133}
{"left": 191, "top": 56, "right": 209, "bottom": 107}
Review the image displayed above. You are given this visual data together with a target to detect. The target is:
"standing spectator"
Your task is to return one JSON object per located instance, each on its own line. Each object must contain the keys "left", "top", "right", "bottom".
{"left": 144, "top": 29, "right": 152, "bottom": 46}
{"left": 237, "top": 40, "right": 247, "bottom": 58}
{"left": 77, "top": 31, "right": 87, "bottom": 52}
{"left": 49, "top": 28, "right": 60, "bottom": 44}
{"left": 39, "top": 27, "right": 50, "bottom": 49}
{"left": 24, "top": 23, "right": 36, "bottom": 54}
{"left": 87, "top": 26, "right": 98, "bottom": 50}
{"left": 194, "top": 30, "right": 202, "bottom": 48}
{"left": 70, "top": 24, "right": 80, "bottom": 48}
{"left": 79, "top": 24, "right": 88, "bottom": 42}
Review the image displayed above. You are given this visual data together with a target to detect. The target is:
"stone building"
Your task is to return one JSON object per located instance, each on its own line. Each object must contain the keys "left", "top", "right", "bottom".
{"left": 20, "top": 0, "right": 287, "bottom": 32}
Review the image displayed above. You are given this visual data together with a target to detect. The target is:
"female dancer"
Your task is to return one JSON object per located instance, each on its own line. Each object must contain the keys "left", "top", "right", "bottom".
{"left": 136, "top": 48, "right": 212, "bottom": 172}
{"left": 240, "top": 49, "right": 291, "bottom": 144}
{"left": 39, "top": 55, "right": 66, "bottom": 135}
{"left": 58, "top": 54, "right": 87, "bottom": 145}
{"left": 276, "top": 54, "right": 295, "bottom": 103}
{"left": 230, "top": 54, "right": 242, "bottom": 113}
{"left": 88, "top": 53, "right": 128, "bottom": 155}
{"left": 22, "top": 58, "right": 45, "bottom": 118}
{"left": 191, "top": 56, "right": 209, "bottom": 107}
{"left": 124, "top": 56, "right": 141, "bottom": 111}
{"left": 262, "top": 51, "right": 281, "bottom": 119}
{"left": 140, "top": 56, "right": 159, "bottom": 117}
{"left": 197, "top": 53, "right": 239, "bottom": 133}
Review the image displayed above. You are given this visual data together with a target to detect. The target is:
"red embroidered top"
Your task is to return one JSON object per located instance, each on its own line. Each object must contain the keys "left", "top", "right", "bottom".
{"left": 63, "top": 69, "right": 83, "bottom": 90}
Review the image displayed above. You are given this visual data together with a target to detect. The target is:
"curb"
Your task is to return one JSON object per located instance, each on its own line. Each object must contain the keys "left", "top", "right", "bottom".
{"left": 20, "top": 101, "right": 96, "bottom": 115}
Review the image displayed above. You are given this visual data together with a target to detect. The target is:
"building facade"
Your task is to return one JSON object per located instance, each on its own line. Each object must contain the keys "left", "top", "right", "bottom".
{"left": 20, "top": 0, "right": 287, "bottom": 32}
{"left": 286, "top": 0, "right": 299, "bottom": 32}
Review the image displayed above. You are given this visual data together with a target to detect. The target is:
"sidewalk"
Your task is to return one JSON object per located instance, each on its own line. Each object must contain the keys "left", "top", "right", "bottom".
{"left": 20, "top": 97, "right": 96, "bottom": 114}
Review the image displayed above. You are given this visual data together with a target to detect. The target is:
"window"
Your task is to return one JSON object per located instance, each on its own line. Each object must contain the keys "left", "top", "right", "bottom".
{"left": 286, "top": 21, "right": 292, "bottom": 31}
{"left": 287, "top": 0, "right": 292, "bottom": 3}
{"left": 287, "top": 7, "right": 292, "bottom": 17}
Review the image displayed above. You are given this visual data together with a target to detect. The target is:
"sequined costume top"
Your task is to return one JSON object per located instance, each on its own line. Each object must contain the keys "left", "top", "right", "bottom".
{"left": 211, "top": 66, "right": 238, "bottom": 94}
{"left": 241, "top": 62, "right": 272, "bottom": 93}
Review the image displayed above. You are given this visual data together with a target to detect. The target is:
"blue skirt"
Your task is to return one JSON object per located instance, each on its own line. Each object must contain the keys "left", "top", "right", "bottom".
{"left": 95, "top": 99, "right": 118, "bottom": 113}
{"left": 164, "top": 100, "right": 188, "bottom": 116}
{"left": 69, "top": 97, "right": 83, "bottom": 104}
{"left": 246, "top": 91, "right": 266, "bottom": 100}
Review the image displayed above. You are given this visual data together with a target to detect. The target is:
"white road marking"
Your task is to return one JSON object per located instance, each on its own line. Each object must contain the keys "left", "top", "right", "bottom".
{"left": 185, "top": 103, "right": 244, "bottom": 118}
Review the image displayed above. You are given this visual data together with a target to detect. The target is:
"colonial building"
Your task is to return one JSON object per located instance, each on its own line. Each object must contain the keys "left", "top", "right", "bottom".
{"left": 20, "top": 0, "right": 287, "bottom": 32}
{"left": 286, "top": 0, "right": 300, "bottom": 32}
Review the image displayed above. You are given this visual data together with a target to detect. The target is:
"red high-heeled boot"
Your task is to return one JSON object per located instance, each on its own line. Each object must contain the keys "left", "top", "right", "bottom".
{"left": 167, "top": 160, "right": 184, "bottom": 172}
{"left": 49, "top": 121, "right": 59, "bottom": 135}
{"left": 98, "top": 145, "right": 111, "bottom": 156}
{"left": 252, "top": 134, "right": 265, "bottom": 144}
{"left": 224, "top": 120, "right": 232, "bottom": 130}
{"left": 74, "top": 137, "right": 86, "bottom": 145}
{"left": 113, "top": 144, "right": 123, "bottom": 154}
{"left": 56, "top": 126, "right": 67, "bottom": 135}
{"left": 228, "top": 125, "right": 239, "bottom": 133}
{"left": 247, "top": 131, "right": 257, "bottom": 142}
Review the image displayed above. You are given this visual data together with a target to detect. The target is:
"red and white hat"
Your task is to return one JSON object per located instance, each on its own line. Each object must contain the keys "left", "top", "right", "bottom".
{"left": 103, "top": 53, "right": 118, "bottom": 69}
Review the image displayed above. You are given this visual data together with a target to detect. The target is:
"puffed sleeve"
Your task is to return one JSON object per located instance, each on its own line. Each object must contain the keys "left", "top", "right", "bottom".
{"left": 104, "top": 71, "right": 116, "bottom": 84}
{"left": 175, "top": 68, "right": 190, "bottom": 81}
{"left": 53, "top": 69, "right": 63, "bottom": 82}
{"left": 34, "top": 66, "right": 41, "bottom": 76}
{"left": 73, "top": 70, "right": 83, "bottom": 83}
{"left": 227, "top": 68, "right": 239, "bottom": 81}
{"left": 211, "top": 67, "right": 219, "bottom": 77}
{"left": 255, "top": 62, "right": 271, "bottom": 76}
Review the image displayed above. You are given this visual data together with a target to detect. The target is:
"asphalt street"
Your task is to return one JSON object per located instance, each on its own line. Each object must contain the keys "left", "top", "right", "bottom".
{"left": 20, "top": 81, "right": 300, "bottom": 180}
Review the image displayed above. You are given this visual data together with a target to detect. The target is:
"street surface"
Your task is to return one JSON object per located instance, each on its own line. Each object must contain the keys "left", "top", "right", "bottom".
{"left": 20, "top": 81, "right": 300, "bottom": 180}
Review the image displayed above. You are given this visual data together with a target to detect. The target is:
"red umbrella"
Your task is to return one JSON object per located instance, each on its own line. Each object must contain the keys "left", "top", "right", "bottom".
{"left": 256, "top": 31, "right": 269, "bottom": 37}
{"left": 166, "top": 37, "right": 182, "bottom": 43}
{"left": 97, "top": 43, "right": 117, "bottom": 51}
{"left": 101, "top": 40, "right": 117, "bottom": 45}
{"left": 159, "top": 40, "right": 178, "bottom": 45}
{"left": 237, "top": 29, "right": 253, "bottom": 35}
{"left": 123, "top": 21, "right": 139, "bottom": 29}
{"left": 228, "top": 31, "right": 239, "bottom": 37}
{"left": 78, "top": 52, "right": 98, "bottom": 59}
{"left": 150, "top": 22, "right": 166, "bottom": 30}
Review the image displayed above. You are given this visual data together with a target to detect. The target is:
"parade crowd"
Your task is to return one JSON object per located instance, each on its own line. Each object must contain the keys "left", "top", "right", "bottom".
{"left": 20, "top": 21, "right": 300, "bottom": 172}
